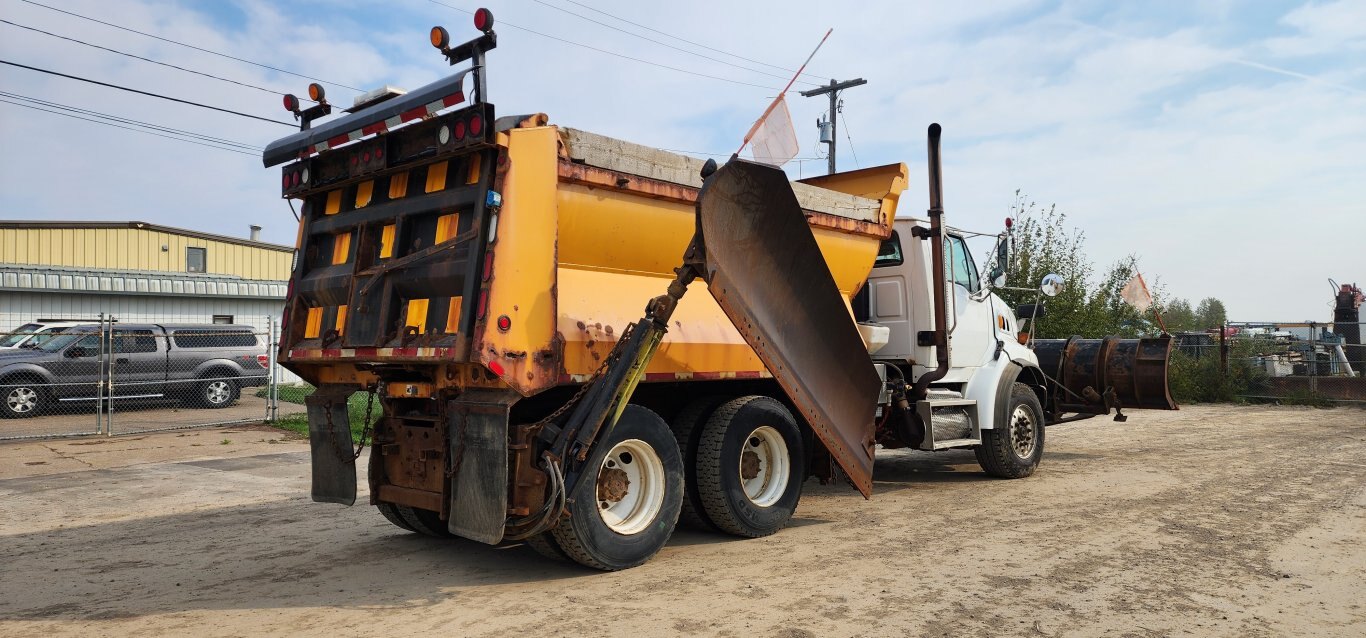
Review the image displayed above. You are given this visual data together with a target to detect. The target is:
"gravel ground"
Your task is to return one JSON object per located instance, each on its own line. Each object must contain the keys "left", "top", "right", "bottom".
{"left": 0, "top": 404, "right": 1362, "bottom": 637}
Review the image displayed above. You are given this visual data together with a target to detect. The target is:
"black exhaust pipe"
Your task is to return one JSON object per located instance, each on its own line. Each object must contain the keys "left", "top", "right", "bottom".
{"left": 911, "top": 123, "right": 950, "bottom": 400}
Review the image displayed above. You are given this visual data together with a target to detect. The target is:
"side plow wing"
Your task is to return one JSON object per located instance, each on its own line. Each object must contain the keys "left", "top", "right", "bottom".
{"left": 695, "top": 160, "right": 880, "bottom": 497}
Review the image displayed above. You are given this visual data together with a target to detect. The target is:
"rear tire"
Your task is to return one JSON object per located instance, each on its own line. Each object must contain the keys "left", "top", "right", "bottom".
{"left": 695, "top": 396, "right": 804, "bottom": 538}
{"left": 523, "top": 533, "right": 570, "bottom": 562}
{"left": 671, "top": 396, "right": 728, "bottom": 531}
{"left": 376, "top": 502, "right": 417, "bottom": 532}
{"left": 396, "top": 506, "right": 454, "bottom": 538}
{"left": 551, "top": 405, "right": 683, "bottom": 571}
{"left": 975, "top": 382, "right": 1045, "bottom": 478}
{"left": 195, "top": 374, "right": 240, "bottom": 409}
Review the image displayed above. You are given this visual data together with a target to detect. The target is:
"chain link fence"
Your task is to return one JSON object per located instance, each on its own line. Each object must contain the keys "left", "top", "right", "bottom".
{"left": 1172, "top": 321, "right": 1366, "bottom": 404}
{"left": 0, "top": 316, "right": 304, "bottom": 440}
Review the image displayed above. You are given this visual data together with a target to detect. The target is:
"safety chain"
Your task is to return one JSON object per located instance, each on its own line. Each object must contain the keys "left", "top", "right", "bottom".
{"left": 532, "top": 323, "right": 632, "bottom": 430}
{"left": 326, "top": 387, "right": 377, "bottom": 463}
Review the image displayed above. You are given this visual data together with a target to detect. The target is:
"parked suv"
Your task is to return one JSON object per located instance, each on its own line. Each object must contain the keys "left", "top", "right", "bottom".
{"left": 0, "top": 324, "right": 268, "bottom": 418}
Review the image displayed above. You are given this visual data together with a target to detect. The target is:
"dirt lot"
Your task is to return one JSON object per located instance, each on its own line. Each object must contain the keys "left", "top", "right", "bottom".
{"left": 0, "top": 404, "right": 1362, "bottom": 637}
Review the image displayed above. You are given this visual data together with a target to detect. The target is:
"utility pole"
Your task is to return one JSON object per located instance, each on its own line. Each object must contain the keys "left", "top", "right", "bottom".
{"left": 800, "top": 78, "right": 866, "bottom": 174}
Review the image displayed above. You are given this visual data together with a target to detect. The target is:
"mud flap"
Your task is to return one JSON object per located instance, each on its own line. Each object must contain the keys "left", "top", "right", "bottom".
{"left": 305, "top": 385, "right": 357, "bottom": 505}
{"left": 695, "top": 159, "right": 881, "bottom": 497}
{"left": 446, "top": 389, "right": 517, "bottom": 544}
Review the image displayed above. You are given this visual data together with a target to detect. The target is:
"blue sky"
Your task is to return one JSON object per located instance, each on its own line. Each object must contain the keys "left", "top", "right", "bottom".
{"left": 1, "top": 0, "right": 1363, "bottom": 320}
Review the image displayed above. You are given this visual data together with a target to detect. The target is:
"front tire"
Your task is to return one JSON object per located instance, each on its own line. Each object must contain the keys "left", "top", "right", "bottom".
{"left": 1, "top": 379, "right": 47, "bottom": 419}
{"left": 551, "top": 405, "right": 683, "bottom": 571}
{"left": 975, "top": 382, "right": 1045, "bottom": 478}
{"left": 694, "top": 396, "right": 805, "bottom": 538}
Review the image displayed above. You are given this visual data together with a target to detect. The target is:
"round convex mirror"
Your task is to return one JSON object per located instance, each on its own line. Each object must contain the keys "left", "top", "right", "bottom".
{"left": 1040, "top": 273, "right": 1064, "bottom": 297}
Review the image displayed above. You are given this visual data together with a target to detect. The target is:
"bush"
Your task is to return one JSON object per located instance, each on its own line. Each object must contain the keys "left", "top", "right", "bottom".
{"left": 1167, "top": 341, "right": 1269, "bottom": 404}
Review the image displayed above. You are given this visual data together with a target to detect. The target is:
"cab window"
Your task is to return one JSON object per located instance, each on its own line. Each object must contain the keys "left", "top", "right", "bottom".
{"left": 946, "top": 235, "right": 980, "bottom": 292}
{"left": 874, "top": 231, "right": 903, "bottom": 267}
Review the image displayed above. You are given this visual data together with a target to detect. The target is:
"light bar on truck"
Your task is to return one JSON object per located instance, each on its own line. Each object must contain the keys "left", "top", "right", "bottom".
{"left": 261, "top": 68, "right": 472, "bottom": 168}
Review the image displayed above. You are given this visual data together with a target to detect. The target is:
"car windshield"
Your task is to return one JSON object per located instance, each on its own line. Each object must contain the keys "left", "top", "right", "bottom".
{"left": 0, "top": 324, "right": 42, "bottom": 348}
{"left": 37, "top": 330, "right": 98, "bottom": 352}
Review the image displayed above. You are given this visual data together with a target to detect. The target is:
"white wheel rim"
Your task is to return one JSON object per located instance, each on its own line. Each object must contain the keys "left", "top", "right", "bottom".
{"left": 7, "top": 387, "right": 36, "bottom": 413}
{"left": 596, "top": 438, "right": 665, "bottom": 535}
{"left": 740, "top": 426, "right": 789, "bottom": 507}
{"left": 206, "top": 381, "right": 230, "bottom": 404}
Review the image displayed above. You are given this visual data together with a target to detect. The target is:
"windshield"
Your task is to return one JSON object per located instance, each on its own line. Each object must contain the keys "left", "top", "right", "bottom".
{"left": 37, "top": 331, "right": 99, "bottom": 352}
{"left": 0, "top": 324, "right": 42, "bottom": 348}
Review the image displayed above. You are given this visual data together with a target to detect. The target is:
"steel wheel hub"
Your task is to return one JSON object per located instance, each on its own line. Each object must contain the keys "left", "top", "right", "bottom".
{"left": 739, "top": 426, "right": 789, "bottom": 507}
{"left": 7, "top": 387, "right": 36, "bottom": 413}
{"left": 596, "top": 438, "right": 665, "bottom": 535}
{"left": 1009, "top": 404, "right": 1037, "bottom": 458}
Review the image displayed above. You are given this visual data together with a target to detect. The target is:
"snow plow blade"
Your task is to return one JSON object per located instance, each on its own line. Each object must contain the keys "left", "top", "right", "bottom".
{"left": 695, "top": 159, "right": 879, "bottom": 497}
{"left": 1034, "top": 336, "right": 1178, "bottom": 418}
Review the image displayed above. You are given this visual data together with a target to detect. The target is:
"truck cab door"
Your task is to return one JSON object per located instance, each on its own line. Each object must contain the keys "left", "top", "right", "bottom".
{"left": 945, "top": 234, "right": 994, "bottom": 370}
{"left": 48, "top": 333, "right": 102, "bottom": 399}
{"left": 111, "top": 329, "right": 164, "bottom": 399}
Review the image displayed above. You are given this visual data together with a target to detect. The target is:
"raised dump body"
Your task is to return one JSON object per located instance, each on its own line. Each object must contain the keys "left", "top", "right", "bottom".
{"left": 276, "top": 122, "right": 902, "bottom": 391}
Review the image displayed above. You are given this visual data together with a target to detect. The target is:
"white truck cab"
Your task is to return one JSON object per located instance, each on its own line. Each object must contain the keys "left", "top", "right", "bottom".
{"left": 862, "top": 218, "right": 1051, "bottom": 475}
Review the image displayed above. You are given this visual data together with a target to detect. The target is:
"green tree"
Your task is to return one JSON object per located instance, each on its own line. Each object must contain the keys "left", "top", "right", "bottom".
{"left": 1195, "top": 297, "right": 1227, "bottom": 328}
{"left": 1161, "top": 298, "right": 1197, "bottom": 332}
{"left": 995, "top": 191, "right": 1148, "bottom": 338}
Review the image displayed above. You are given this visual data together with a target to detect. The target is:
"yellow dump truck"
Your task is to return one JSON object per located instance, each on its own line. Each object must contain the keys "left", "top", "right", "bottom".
{"left": 263, "top": 13, "right": 1174, "bottom": 570}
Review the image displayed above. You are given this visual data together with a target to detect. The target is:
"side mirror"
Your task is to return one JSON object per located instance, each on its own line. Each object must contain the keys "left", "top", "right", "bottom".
{"left": 1040, "top": 273, "right": 1064, "bottom": 297}
{"left": 1016, "top": 303, "right": 1047, "bottom": 320}
{"left": 65, "top": 346, "right": 89, "bottom": 358}
{"left": 986, "top": 233, "right": 1009, "bottom": 288}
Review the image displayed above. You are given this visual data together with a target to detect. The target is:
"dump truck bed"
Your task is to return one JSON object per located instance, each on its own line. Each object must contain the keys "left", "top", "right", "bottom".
{"left": 279, "top": 117, "right": 907, "bottom": 400}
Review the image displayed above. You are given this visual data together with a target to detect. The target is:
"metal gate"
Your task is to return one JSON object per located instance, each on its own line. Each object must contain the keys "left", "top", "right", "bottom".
{"left": 0, "top": 316, "right": 285, "bottom": 440}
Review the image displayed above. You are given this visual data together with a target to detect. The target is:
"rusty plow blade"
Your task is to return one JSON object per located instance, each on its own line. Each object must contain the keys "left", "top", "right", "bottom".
{"left": 694, "top": 159, "right": 880, "bottom": 497}
{"left": 1034, "top": 336, "right": 1178, "bottom": 420}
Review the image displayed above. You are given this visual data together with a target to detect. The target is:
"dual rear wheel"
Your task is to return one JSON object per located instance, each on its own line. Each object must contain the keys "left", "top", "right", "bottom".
{"left": 533, "top": 395, "right": 806, "bottom": 570}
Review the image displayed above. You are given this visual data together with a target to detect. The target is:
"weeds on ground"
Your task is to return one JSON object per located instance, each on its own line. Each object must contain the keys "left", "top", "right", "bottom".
{"left": 261, "top": 384, "right": 381, "bottom": 442}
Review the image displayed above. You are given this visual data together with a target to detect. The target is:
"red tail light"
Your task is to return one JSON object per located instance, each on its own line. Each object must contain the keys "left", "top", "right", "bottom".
{"left": 256, "top": 354, "right": 269, "bottom": 367}
{"left": 482, "top": 251, "right": 494, "bottom": 281}
{"left": 474, "top": 8, "right": 494, "bottom": 33}
{"left": 496, "top": 315, "right": 511, "bottom": 332}
{"left": 468, "top": 114, "right": 483, "bottom": 136}
{"left": 453, "top": 119, "right": 467, "bottom": 141}
{"left": 477, "top": 289, "right": 489, "bottom": 318}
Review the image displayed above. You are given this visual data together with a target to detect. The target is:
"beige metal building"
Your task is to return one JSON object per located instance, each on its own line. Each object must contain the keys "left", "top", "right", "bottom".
{"left": 0, "top": 221, "right": 292, "bottom": 332}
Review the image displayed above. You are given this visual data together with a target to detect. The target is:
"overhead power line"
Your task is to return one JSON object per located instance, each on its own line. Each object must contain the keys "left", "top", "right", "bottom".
{"left": 529, "top": 0, "right": 821, "bottom": 87}
{"left": 0, "top": 20, "right": 309, "bottom": 102}
{"left": 17, "top": 0, "right": 360, "bottom": 92}
{"left": 425, "top": 0, "right": 784, "bottom": 92}
{"left": 0, "top": 91, "right": 263, "bottom": 151}
{"left": 1, "top": 60, "right": 296, "bottom": 127}
{"left": 0, "top": 98, "right": 257, "bottom": 156}
{"left": 838, "top": 109, "right": 860, "bottom": 169}
{"left": 559, "top": 0, "right": 825, "bottom": 82}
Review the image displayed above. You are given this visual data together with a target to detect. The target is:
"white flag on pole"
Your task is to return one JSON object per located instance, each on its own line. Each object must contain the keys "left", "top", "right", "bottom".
{"left": 749, "top": 95, "right": 800, "bottom": 167}
{"left": 1120, "top": 272, "right": 1153, "bottom": 313}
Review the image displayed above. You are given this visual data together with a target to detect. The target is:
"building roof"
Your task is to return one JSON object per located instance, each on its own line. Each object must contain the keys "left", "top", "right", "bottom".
{"left": 0, "top": 220, "right": 293, "bottom": 251}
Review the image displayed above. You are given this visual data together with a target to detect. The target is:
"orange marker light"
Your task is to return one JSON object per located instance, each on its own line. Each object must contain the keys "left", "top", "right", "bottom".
{"left": 308, "top": 83, "right": 325, "bottom": 102}
{"left": 430, "top": 25, "right": 449, "bottom": 49}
